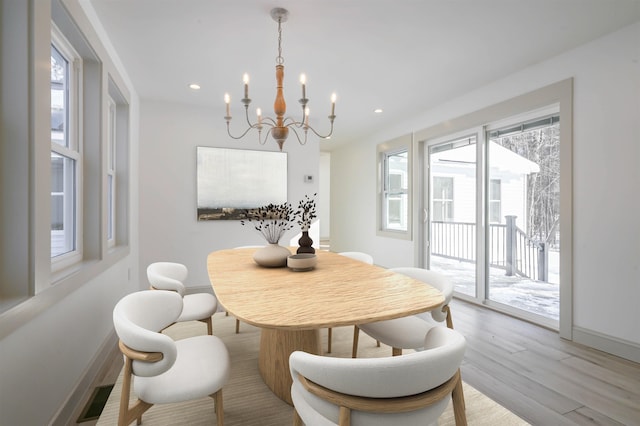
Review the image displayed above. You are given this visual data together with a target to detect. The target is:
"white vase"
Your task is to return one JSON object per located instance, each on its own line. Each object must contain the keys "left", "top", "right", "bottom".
{"left": 253, "top": 243, "right": 291, "bottom": 267}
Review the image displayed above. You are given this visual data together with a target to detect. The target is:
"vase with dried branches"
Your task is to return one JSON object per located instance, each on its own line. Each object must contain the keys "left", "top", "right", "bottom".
{"left": 296, "top": 193, "right": 317, "bottom": 254}
{"left": 241, "top": 202, "right": 297, "bottom": 267}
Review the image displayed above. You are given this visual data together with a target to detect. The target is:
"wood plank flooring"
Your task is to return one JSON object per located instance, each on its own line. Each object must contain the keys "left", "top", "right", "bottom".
{"left": 72, "top": 298, "right": 640, "bottom": 425}
{"left": 449, "top": 299, "right": 640, "bottom": 425}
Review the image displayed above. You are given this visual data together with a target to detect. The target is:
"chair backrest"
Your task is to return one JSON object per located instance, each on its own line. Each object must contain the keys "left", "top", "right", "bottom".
{"left": 113, "top": 290, "right": 183, "bottom": 377}
{"left": 290, "top": 326, "right": 466, "bottom": 425}
{"left": 147, "top": 262, "right": 188, "bottom": 296}
{"left": 390, "top": 267, "right": 453, "bottom": 323}
{"left": 337, "top": 251, "right": 374, "bottom": 265}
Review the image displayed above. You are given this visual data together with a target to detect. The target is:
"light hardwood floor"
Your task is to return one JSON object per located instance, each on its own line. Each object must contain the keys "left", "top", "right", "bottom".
{"left": 73, "top": 298, "right": 639, "bottom": 425}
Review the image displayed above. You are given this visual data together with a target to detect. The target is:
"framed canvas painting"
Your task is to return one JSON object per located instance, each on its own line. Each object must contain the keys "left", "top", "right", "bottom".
{"left": 196, "top": 147, "right": 288, "bottom": 220}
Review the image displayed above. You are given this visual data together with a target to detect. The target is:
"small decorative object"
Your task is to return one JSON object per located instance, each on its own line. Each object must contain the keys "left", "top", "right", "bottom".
{"left": 296, "top": 193, "right": 317, "bottom": 254}
{"left": 287, "top": 253, "right": 317, "bottom": 272}
{"left": 241, "top": 202, "right": 296, "bottom": 267}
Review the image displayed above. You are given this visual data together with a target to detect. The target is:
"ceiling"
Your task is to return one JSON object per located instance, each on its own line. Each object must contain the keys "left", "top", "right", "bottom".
{"left": 86, "top": 0, "right": 640, "bottom": 151}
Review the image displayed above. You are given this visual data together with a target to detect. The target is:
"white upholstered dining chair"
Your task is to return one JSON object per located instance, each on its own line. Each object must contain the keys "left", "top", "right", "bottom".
{"left": 353, "top": 267, "right": 455, "bottom": 357}
{"left": 290, "top": 326, "right": 467, "bottom": 426}
{"left": 326, "top": 251, "right": 375, "bottom": 354}
{"left": 147, "top": 261, "right": 218, "bottom": 335}
{"left": 113, "top": 290, "right": 230, "bottom": 426}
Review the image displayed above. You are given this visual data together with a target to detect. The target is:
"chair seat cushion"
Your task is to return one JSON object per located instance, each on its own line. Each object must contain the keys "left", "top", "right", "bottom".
{"left": 177, "top": 293, "right": 217, "bottom": 322}
{"left": 359, "top": 316, "right": 437, "bottom": 350}
{"left": 134, "top": 335, "right": 230, "bottom": 404}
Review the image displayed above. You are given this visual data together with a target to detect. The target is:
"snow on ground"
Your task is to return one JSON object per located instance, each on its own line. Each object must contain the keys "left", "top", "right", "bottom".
{"left": 431, "top": 254, "right": 560, "bottom": 321}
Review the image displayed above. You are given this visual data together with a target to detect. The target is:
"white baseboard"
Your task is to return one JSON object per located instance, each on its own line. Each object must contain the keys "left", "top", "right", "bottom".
{"left": 50, "top": 330, "right": 119, "bottom": 426}
{"left": 573, "top": 326, "right": 640, "bottom": 363}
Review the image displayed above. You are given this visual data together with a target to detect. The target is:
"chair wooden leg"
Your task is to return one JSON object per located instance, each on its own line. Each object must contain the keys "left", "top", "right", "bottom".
{"left": 376, "top": 340, "right": 380, "bottom": 347}
{"left": 327, "top": 327, "right": 333, "bottom": 353}
{"left": 119, "top": 357, "right": 153, "bottom": 426}
{"left": 392, "top": 347, "right": 402, "bottom": 356}
{"left": 452, "top": 370, "right": 467, "bottom": 426}
{"left": 211, "top": 389, "right": 224, "bottom": 425}
{"left": 351, "top": 325, "right": 360, "bottom": 358}
{"left": 293, "top": 408, "right": 303, "bottom": 426}
{"left": 338, "top": 406, "right": 351, "bottom": 426}
{"left": 235, "top": 318, "right": 240, "bottom": 334}
{"left": 445, "top": 305, "right": 454, "bottom": 329}
{"left": 207, "top": 317, "right": 213, "bottom": 335}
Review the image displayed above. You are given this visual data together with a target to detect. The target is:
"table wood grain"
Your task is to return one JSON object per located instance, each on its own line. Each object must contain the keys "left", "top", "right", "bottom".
{"left": 206, "top": 247, "right": 445, "bottom": 404}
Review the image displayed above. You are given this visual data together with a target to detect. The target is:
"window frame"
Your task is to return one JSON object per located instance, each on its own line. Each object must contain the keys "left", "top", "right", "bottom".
{"left": 50, "top": 24, "right": 83, "bottom": 271}
{"left": 106, "top": 96, "right": 116, "bottom": 248}
{"left": 376, "top": 133, "right": 412, "bottom": 240}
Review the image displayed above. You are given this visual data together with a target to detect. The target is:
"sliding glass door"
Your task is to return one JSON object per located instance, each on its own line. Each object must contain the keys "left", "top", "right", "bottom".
{"left": 427, "top": 134, "right": 478, "bottom": 298}
{"left": 486, "top": 115, "right": 560, "bottom": 322}
{"left": 425, "top": 111, "right": 561, "bottom": 326}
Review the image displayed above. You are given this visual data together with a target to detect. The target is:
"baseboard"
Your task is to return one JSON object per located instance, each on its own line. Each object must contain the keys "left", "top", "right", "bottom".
{"left": 573, "top": 326, "right": 640, "bottom": 363}
{"left": 50, "top": 330, "right": 119, "bottom": 426}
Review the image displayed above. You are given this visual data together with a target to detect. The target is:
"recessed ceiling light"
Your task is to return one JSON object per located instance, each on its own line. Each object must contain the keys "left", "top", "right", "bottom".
{"left": 374, "top": 108, "right": 383, "bottom": 114}
{"left": 189, "top": 83, "right": 201, "bottom": 90}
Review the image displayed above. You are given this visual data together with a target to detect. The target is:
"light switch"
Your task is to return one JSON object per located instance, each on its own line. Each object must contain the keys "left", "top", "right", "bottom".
{"left": 304, "top": 175, "right": 313, "bottom": 183}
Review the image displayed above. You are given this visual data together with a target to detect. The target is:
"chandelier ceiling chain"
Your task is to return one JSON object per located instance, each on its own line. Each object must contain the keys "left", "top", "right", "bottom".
{"left": 224, "top": 7, "right": 336, "bottom": 151}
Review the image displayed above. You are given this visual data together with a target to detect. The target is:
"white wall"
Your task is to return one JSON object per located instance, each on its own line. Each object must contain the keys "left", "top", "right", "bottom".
{"left": 330, "top": 22, "right": 640, "bottom": 359}
{"left": 138, "top": 101, "right": 320, "bottom": 291}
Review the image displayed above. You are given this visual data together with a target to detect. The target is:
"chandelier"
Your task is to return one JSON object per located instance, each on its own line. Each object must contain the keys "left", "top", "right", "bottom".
{"left": 224, "top": 7, "right": 336, "bottom": 151}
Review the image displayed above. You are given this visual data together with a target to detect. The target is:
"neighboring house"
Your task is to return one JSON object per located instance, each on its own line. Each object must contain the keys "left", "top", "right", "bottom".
{"left": 431, "top": 141, "right": 540, "bottom": 230}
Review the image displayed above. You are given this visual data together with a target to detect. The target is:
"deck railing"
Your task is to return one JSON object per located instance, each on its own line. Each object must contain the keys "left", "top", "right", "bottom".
{"left": 431, "top": 215, "right": 547, "bottom": 281}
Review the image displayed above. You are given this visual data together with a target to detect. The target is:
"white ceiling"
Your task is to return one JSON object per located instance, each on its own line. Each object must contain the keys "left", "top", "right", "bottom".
{"left": 86, "top": 0, "right": 640, "bottom": 150}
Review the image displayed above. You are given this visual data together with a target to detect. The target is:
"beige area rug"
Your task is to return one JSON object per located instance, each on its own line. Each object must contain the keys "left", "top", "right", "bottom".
{"left": 98, "top": 314, "right": 528, "bottom": 425}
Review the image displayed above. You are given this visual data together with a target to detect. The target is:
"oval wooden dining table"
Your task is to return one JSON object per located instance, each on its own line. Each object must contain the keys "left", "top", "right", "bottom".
{"left": 207, "top": 247, "right": 444, "bottom": 405}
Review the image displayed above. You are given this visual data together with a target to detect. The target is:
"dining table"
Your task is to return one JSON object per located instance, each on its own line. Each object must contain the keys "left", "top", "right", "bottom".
{"left": 206, "top": 247, "right": 445, "bottom": 405}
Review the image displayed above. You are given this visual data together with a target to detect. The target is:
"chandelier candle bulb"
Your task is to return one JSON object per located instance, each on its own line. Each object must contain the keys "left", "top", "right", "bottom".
{"left": 300, "top": 74, "right": 306, "bottom": 99}
{"left": 304, "top": 107, "right": 309, "bottom": 127}
{"left": 224, "top": 93, "right": 231, "bottom": 117}
{"left": 331, "top": 93, "right": 336, "bottom": 116}
{"left": 257, "top": 108, "right": 262, "bottom": 124}
{"left": 243, "top": 73, "right": 249, "bottom": 99}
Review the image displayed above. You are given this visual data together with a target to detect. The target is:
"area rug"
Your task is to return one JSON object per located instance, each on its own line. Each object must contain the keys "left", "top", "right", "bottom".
{"left": 97, "top": 314, "right": 528, "bottom": 425}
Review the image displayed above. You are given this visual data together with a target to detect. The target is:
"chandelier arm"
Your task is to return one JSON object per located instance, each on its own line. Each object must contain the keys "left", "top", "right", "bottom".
{"left": 258, "top": 127, "right": 275, "bottom": 145}
{"left": 287, "top": 125, "right": 309, "bottom": 146}
{"left": 261, "top": 116, "right": 278, "bottom": 126}
{"left": 243, "top": 105, "right": 255, "bottom": 128}
{"left": 302, "top": 119, "right": 336, "bottom": 139}
{"left": 226, "top": 121, "right": 272, "bottom": 140}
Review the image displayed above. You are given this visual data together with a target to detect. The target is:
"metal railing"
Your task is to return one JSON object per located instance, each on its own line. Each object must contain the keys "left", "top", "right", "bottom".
{"left": 431, "top": 215, "right": 547, "bottom": 281}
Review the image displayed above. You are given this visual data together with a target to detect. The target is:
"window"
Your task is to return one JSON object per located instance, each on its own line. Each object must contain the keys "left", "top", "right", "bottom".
{"left": 488, "top": 179, "right": 501, "bottom": 223}
{"left": 377, "top": 133, "right": 412, "bottom": 238}
{"left": 383, "top": 150, "right": 408, "bottom": 230}
{"left": 0, "top": 0, "right": 132, "bottom": 321}
{"left": 433, "top": 177, "right": 454, "bottom": 221}
{"left": 50, "top": 29, "right": 82, "bottom": 267}
{"left": 107, "top": 97, "right": 116, "bottom": 246}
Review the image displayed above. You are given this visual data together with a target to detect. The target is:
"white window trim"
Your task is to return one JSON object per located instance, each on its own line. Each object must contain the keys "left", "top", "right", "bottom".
{"left": 107, "top": 96, "right": 116, "bottom": 248}
{"left": 51, "top": 24, "right": 83, "bottom": 272}
{"left": 376, "top": 133, "right": 412, "bottom": 240}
